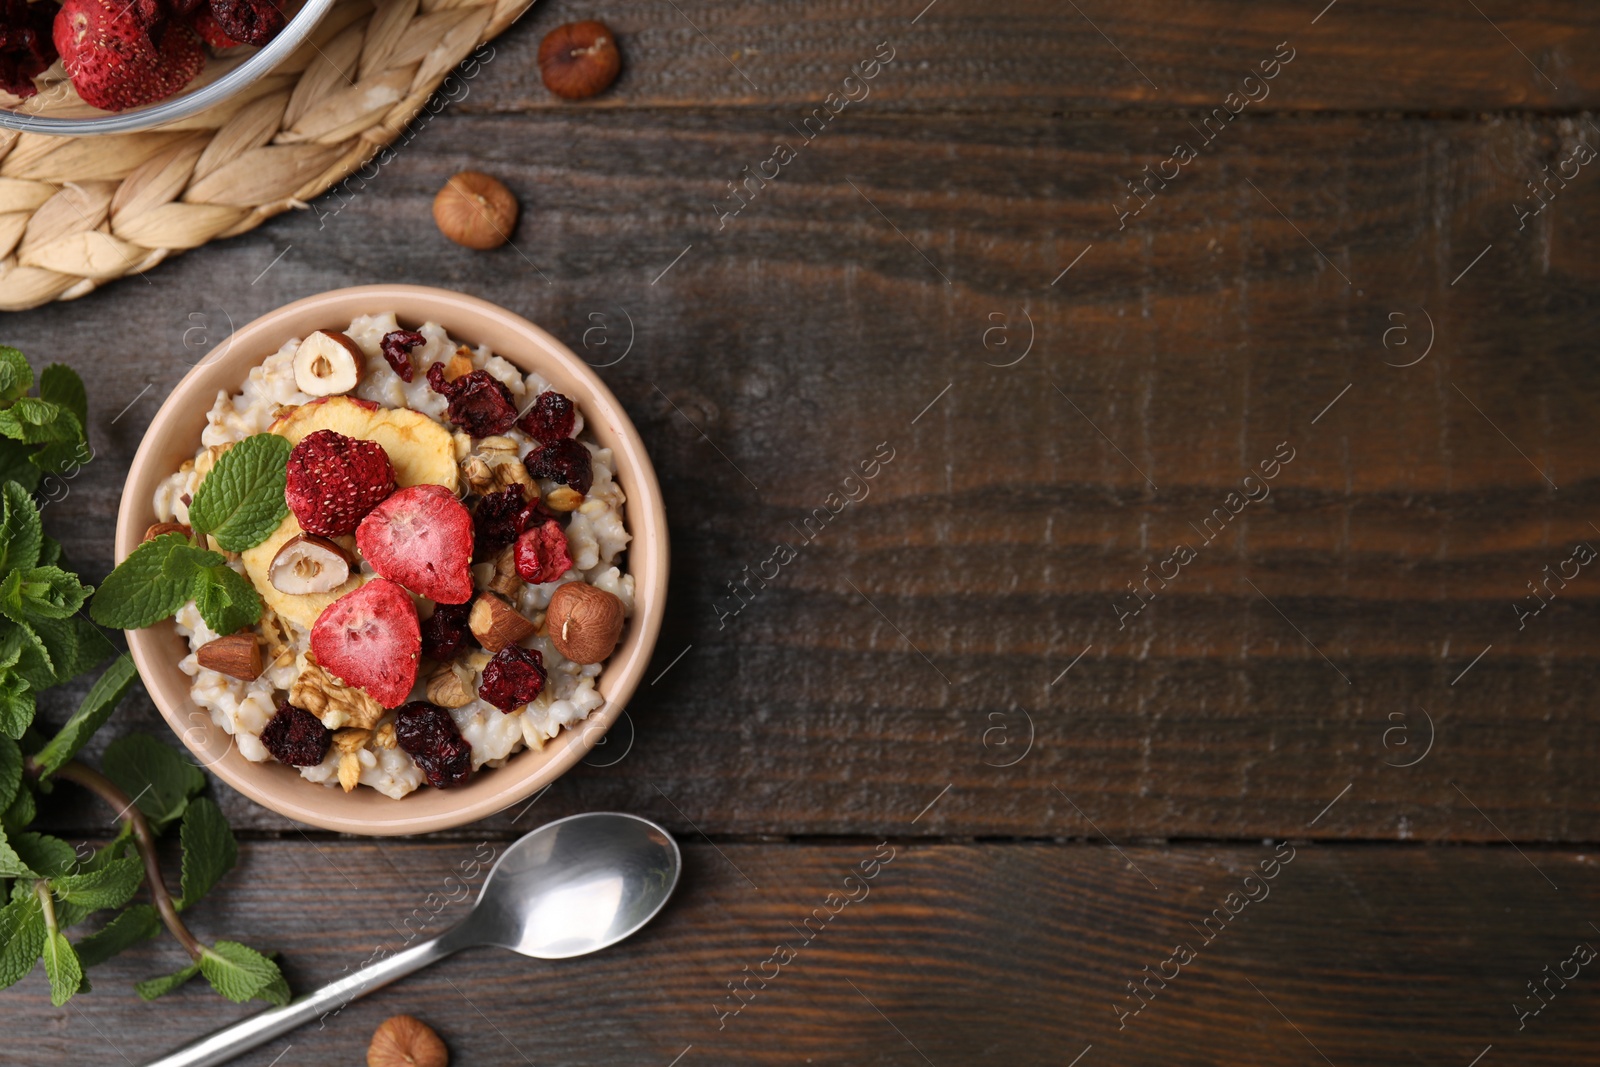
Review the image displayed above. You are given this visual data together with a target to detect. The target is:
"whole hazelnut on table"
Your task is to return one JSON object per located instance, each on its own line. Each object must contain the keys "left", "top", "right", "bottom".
{"left": 433, "top": 171, "right": 519, "bottom": 250}
{"left": 368, "top": 1013, "right": 448, "bottom": 1067}
{"left": 538, "top": 20, "right": 621, "bottom": 100}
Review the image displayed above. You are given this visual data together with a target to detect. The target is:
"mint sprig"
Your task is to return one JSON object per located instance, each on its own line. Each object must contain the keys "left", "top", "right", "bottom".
{"left": 187, "top": 434, "right": 291, "bottom": 552}
{"left": 0, "top": 345, "right": 289, "bottom": 1010}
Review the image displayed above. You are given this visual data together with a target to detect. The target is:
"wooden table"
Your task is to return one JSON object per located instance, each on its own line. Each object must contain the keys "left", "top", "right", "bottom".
{"left": 7, "top": 0, "right": 1600, "bottom": 1062}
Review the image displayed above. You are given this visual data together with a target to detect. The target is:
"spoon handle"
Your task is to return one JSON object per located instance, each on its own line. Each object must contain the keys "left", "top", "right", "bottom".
{"left": 142, "top": 924, "right": 474, "bottom": 1067}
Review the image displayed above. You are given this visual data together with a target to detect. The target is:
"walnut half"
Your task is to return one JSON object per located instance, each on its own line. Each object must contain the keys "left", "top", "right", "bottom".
{"left": 291, "top": 658, "right": 385, "bottom": 730}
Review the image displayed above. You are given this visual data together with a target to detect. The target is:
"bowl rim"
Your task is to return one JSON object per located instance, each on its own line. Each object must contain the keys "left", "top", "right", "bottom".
{"left": 0, "top": 0, "right": 338, "bottom": 136}
{"left": 116, "top": 284, "right": 669, "bottom": 835}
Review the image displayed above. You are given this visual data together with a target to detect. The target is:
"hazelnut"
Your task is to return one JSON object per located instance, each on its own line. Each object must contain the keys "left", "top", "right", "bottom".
{"left": 368, "top": 1013, "right": 448, "bottom": 1067}
{"left": 292, "top": 331, "right": 364, "bottom": 396}
{"left": 543, "top": 486, "right": 583, "bottom": 512}
{"left": 546, "top": 582, "right": 624, "bottom": 664}
{"left": 538, "top": 20, "right": 621, "bottom": 100}
{"left": 469, "top": 593, "right": 537, "bottom": 653}
{"left": 433, "top": 172, "right": 518, "bottom": 250}
{"left": 144, "top": 521, "right": 192, "bottom": 542}
{"left": 269, "top": 534, "right": 354, "bottom": 595}
{"left": 195, "top": 633, "right": 262, "bottom": 680}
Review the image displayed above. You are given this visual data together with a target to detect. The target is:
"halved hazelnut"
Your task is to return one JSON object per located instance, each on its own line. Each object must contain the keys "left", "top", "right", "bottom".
{"left": 269, "top": 534, "right": 354, "bottom": 594}
{"left": 293, "top": 331, "right": 364, "bottom": 396}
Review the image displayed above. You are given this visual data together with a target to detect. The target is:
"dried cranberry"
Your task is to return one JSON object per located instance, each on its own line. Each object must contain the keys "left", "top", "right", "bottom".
{"left": 426, "top": 364, "right": 518, "bottom": 437}
{"left": 472, "top": 486, "right": 528, "bottom": 557}
{"left": 516, "top": 391, "right": 575, "bottom": 443}
{"left": 421, "top": 601, "right": 473, "bottom": 662}
{"left": 0, "top": 0, "right": 58, "bottom": 99}
{"left": 479, "top": 645, "right": 547, "bottom": 711}
{"left": 380, "top": 329, "right": 425, "bottom": 383}
{"left": 524, "top": 439, "right": 592, "bottom": 496}
{"left": 513, "top": 520, "right": 572, "bottom": 585}
{"left": 394, "top": 701, "right": 473, "bottom": 788}
{"left": 208, "top": 0, "right": 285, "bottom": 45}
{"left": 259, "top": 700, "right": 330, "bottom": 766}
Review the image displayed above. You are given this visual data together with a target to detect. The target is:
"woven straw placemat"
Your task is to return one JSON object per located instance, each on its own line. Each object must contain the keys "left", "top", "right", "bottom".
{"left": 0, "top": 0, "right": 535, "bottom": 312}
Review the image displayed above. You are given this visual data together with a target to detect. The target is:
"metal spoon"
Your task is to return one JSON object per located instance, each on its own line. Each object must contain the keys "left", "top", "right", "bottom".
{"left": 145, "top": 812, "right": 681, "bottom": 1067}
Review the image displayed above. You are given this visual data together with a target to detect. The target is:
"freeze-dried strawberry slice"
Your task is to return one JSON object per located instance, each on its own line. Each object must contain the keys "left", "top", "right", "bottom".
{"left": 516, "top": 390, "right": 575, "bottom": 443}
{"left": 356, "top": 484, "right": 475, "bottom": 605}
{"left": 478, "top": 645, "right": 546, "bottom": 712}
{"left": 513, "top": 520, "right": 572, "bottom": 585}
{"left": 259, "top": 699, "right": 329, "bottom": 766}
{"left": 426, "top": 364, "right": 517, "bottom": 437}
{"left": 285, "top": 429, "right": 397, "bottom": 537}
{"left": 310, "top": 578, "right": 420, "bottom": 708}
{"left": 394, "top": 701, "right": 472, "bottom": 787}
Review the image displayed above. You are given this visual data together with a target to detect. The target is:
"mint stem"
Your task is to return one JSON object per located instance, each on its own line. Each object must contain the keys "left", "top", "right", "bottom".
{"left": 48, "top": 759, "right": 204, "bottom": 961}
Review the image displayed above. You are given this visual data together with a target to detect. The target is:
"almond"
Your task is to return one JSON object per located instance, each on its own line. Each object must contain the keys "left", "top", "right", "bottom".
{"left": 144, "top": 521, "right": 192, "bottom": 542}
{"left": 195, "top": 634, "right": 262, "bottom": 680}
{"left": 546, "top": 583, "right": 624, "bottom": 664}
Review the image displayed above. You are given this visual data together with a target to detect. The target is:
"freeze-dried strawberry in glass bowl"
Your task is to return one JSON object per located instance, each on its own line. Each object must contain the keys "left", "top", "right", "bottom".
{"left": 0, "top": 0, "right": 330, "bottom": 133}
{"left": 116, "top": 288, "right": 665, "bottom": 836}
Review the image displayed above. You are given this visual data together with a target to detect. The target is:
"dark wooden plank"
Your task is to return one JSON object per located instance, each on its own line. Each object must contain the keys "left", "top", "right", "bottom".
{"left": 460, "top": 0, "right": 1600, "bottom": 114}
{"left": 12, "top": 108, "right": 1600, "bottom": 841}
{"left": 6, "top": 839, "right": 1599, "bottom": 1065}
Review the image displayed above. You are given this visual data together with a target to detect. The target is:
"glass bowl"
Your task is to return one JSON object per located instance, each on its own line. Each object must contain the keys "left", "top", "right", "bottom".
{"left": 0, "top": 0, "right": 336, "bottom": 136}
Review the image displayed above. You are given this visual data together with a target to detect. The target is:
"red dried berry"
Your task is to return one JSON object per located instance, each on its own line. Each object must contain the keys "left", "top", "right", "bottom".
{"left": 426, "top": 364, "right": 517, "bottom": 438}
{"left": 421, "top": 601, "right": 472, "bottom": 662}
{"left": 394, "top": 701, "right": 473, "bottom": 788}
{"left": 478, "top": 645, "right": 546, "bottom": 712}
{"left": 259, "top": 699, "right": 330, "bottom": 766}
{"left": 524, "top": 438, "right": 593, "bottom": 496}
{"left": 285, "top": 429, "right": 397, "bottom": 537}
{"left": 190, "top": 7, "right": 242, "bottom": 47}
{"left": 0, "top": 0, "right": 57, "bottom": 98}
{"left": 207, "top": 0, "right": 282, "bottom": 45}
{"left": 516, "top": 390, "right": 575, "bottom": 443}
{"left": 513, "top": 520, "right": 572, "bottom": 585}
{"left": 380, "top": 329, "right": 425, "bottom": 384}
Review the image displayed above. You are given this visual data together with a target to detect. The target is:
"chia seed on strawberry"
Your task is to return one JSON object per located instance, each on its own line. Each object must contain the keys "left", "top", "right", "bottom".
{"left": 259, "top": 700, "right": 330, "bottom": 766}
{"left": 426, "top": 364, "right": 518, "bottom": 438}
{"left": 478, "top": 645, "right": 546, "bottom": 712}
{"left": 394, "top": 701, "right": 473, "bottom": 788}
{"left": 285, "top": 428, "right": 397, "bottom": 537}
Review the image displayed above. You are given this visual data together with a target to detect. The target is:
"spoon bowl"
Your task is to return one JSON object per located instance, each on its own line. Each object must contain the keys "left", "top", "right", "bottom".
{"left": 145, "top": 813, "right": 680, "bottom": 1067}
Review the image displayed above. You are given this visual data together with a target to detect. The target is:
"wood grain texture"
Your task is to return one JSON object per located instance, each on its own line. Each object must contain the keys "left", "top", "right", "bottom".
{"left": 471, "top": 0, "right": 1600, "bottom": 114}
{"left": 11, "top": 105, "right": 1600, "bottom": 842}
{"left": 5, "top": 839, "right": 1599, "bottom": 1065}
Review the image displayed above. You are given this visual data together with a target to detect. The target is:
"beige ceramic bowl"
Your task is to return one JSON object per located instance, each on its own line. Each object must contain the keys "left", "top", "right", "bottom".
{"left": 116, "top": 285, "right": 668, "bottom": 835}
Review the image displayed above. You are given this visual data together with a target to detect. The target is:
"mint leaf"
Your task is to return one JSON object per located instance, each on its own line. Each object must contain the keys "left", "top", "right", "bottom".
{"left": 0, "top": 398, "right": 80, "bottom": 445}
{"left": 103, "top": 734, "right": 204, "bottom": 830}
{"left": 187, "top": 435, "right": 291, "bottom": 552}
{"left": 0, "top": 482, "right": 42, "bottom": 575}
{"left": 200, "top": 940, "right": 286, "bottom": 1005}
{"left": 31, "top": 654, "right": 138, "bottom": 776}
{"left": 30, "top": 440, "right": 92, "bottom": 476}
{"left": 42, "top": 930, "right": 83, "bottom": 1005}
{"left": 0, "top": 440, "right": 40, "bottom": 492}
{"left": 191, "top": 564, "right": 261, "bottom": 636}
{"left": 0, "top": 831, "right": 30, "bottom": 877}
{"left": 63, "top": 615, "right": 112, "bottom": 680}
{"left": 0, "top": 567, "right": 91, "bottom": 622}
{"left": 11, "top": 614, "right": 84, "bottom": 689}
{"left": 37, "top": 366, "right": 86, "bottom": 433}
{"left": 0, "top": 891, "right": 44, "bottom": 989}
{"left": 137, "top": 960, "right": 201, "bottom": 1000}
{"left": 9, "top": 832, "right": 75, "bottom": 878}
{"left": 35, "top": 536, "right": 61, "bottom": 568}
{"left": 51, "top": 854, "right": 142, "bottom": 910}
{"left": 0, "top": 674, "right": 33, "bottom": 740}
{"left": 89, "top": 535, "right": 198, "bottom": 629}
{"left": 177, "top": 797, "right": 235, "bottom": 910}
{"left": 74, "top": 904, "right": 161, "bottom": 969}
{"left": 0, "top": 735, "right": 18, "bottom": 813}
{"left": 0, "top": 348, "right": 31, "bottom": 405}
{"left": 1, "top": 787, "right": 34, "bottom": 834}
